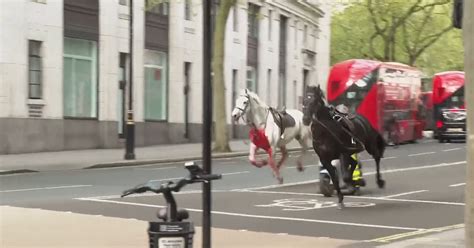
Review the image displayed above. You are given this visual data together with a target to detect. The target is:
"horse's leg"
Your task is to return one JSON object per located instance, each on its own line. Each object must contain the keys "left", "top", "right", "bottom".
{"left": 342, "top": 154, "right": 357, "bottom": 187}
{"left": 268, "top": 148, "right": 283, "bottom": 184}
{"left": 249, "top": 143, "right": 267, "bottom": 168}
{"left": 296, "top": 138, "right": 308, "bottom": 172}
{"left": 321, "top": 158, "right": 344, "bottom": 209}
{"left": 277, "top": 146, "right": 289, "bottom": 169}
{"left": 373, "top": 134, "right": 386, "bottom": 188}
{"left": 375, "top": 156, "right": 385, "bottom": 188}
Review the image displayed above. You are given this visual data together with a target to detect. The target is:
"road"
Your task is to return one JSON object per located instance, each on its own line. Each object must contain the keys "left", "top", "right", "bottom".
{"left": 0, "top": 139, "right": 467, "bottom": 245}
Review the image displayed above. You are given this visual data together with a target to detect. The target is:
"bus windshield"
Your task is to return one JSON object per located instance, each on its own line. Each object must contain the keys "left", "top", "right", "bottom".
{"left": 439, "top": 86, "right": 465, "bottom": 109}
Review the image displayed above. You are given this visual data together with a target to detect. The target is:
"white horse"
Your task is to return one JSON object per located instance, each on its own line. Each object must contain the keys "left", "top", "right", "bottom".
{"left": 231, "top": 89, "right": 312, "bottom": 184}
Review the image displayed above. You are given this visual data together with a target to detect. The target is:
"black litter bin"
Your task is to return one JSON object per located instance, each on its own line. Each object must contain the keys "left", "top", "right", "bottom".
{"left": 148, "top": 222, "right": 195, "bottom": 248}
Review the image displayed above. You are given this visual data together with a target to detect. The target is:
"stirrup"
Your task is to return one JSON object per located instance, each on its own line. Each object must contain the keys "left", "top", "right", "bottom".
{"left": 351, "top": 138, "right": 356, "bottom": 144}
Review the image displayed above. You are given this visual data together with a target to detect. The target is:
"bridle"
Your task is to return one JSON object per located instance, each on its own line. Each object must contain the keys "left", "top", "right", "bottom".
{"left": 235, "top": 94, "right": 250, "bottom": 113}
{"left": 235, "top": 93, "right": 270, "bottom": 129}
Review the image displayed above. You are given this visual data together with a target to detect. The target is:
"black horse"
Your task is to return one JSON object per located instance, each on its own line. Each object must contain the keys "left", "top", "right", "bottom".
{"left": 302, "top": 85, "right": 386, "bottom": 209}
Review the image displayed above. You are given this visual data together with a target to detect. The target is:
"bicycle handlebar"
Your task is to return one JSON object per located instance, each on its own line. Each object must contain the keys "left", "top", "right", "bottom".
{"left": 121, "top": 172, "right": 222, "bottom": 198}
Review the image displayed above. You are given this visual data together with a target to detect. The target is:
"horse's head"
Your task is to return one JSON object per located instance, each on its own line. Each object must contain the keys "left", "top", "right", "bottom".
{"left": 302, "top": 85, "right": 326, "bottom": 125}
{"left": 231, "top": 89, "right": 251, "bottom": 122}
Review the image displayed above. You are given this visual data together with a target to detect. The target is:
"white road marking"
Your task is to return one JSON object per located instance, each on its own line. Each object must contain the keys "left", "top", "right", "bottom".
{"left": 382, "top": 190, "right": 428, "bottom": 199}
{"left": 361, "top": 157, "right": 396, "bottom": 162}
{"left": 149, "top": 171, "right": 249, "bottom": 182}
{"left": 443, "top": 148, "right": 462, "bottom": 152}
{"left": 370, "top": 223, "right": 464, "bottom": 243}
{"left": 139, "top": 166, "right": 177, "bottom": 170}
{"left": 235, "top": 161, "right": 466, "bottom": 191}
{"left": 76, "top": 197, "right": 422, "bottom": 231}
{"left": 234, "top": 179, "right": 320, "bottom": 191}
{"left": 449, "top": 183, "right": 466, "bottom": 187}
{"left": 408, "top": 152, "right": 436, "bottom": 157}
{"left": 84, "top": 189, "right": 227, "bottom": 200}
{"left": 246, "top": 190, "right": 464, "bottom": 206}
{"left": 0, "top": 184, "right": 92, "bottom": 193}
{"left": 286, "top": 165, "right": 318, "bottom": 169}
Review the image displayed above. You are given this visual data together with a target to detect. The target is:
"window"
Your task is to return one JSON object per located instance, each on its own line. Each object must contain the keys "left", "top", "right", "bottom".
{"left": 147, "top": 0, "right": 169, "bottom": 15}
{"left": 119, "top": 0, "right": 127, "bottom": 6}
{"left": 268, "top": 10, "right": 272, "bottom": 41}
{"left": 63, "top": 37, "right": 97, "bottom": 118}
{"left": 247, "top": 4, "right": 259, "bottom": 38}
{"left": 303, "top": 24, "right": 308, "bottom": 47}
{"left": 267, "top": 69, "right": 272, "bottom": 104}
{"left": 144, "top": 50, "right": 167, "bottom": 121}
{"left": 294, "top": 20, "right": 298, "bottom": 46}
{"left": 28, "top": 40, "right": 42, "bottom": 99}
{"left": 184, "top": 0, "right": 191, "bottom": 20}
{"left": 118, "top": 53, "right": 128, "bottom": 137}
{"left": 246, "top": 66, "right": 257, "bottom": 93}
{"left": 233, "top": 6, "right": 238, "bottom": 32}
{"left": 278, "top": 72, "right": 286, "bottom": 107}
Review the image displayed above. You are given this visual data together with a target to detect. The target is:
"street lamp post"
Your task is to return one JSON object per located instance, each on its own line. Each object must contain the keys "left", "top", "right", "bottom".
{"left": 125, "top": 0, "right": 136, "bottom": 160}
{"left": 202, "top": 0, "right": 213, "bottom": 247}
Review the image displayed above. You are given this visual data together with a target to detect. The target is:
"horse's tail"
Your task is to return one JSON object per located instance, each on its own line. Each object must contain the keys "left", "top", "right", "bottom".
{"left": 376, "top": 132, "right": 386, "bottom": 158}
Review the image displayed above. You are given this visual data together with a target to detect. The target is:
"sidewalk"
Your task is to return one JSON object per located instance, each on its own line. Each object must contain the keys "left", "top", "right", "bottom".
{"left": 0, "top": 139, "right": 304, "bottom": 174}
{"left": 0, "top": 206, "right": 355, "bottom": 248}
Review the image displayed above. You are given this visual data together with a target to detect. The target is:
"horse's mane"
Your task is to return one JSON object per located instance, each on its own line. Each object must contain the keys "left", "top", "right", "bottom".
{"left": 243, "top": 89, "right": 268, "bottom": 108}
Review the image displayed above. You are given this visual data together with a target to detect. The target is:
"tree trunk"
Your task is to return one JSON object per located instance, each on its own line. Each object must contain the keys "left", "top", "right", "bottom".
{"left": 212, "top": 0, "right": 235, "bottom": 152}
{"left": 464, "top": 0, "right": 474, "bottom": 245}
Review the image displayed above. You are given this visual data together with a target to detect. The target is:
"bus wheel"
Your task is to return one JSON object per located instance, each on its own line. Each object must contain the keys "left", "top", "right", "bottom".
{"left": 319, "top": 174, "right": 333, "bottom": 197}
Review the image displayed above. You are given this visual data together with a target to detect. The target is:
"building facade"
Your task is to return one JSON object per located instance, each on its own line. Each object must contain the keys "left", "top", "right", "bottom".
{"left": 0, "top": 0, "right": 330, "bottom": 154}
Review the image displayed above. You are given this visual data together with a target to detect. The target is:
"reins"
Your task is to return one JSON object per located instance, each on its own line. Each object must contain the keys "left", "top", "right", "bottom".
{"left": 311, "top": 106, "right": 365, "bottom": 153}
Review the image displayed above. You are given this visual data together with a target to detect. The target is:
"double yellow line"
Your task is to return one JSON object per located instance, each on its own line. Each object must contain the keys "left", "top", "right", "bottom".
{"left": 371, "top": 223, "right": 464, "bottom": 243}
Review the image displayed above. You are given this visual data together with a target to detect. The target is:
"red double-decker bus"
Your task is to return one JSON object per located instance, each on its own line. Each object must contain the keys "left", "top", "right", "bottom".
{"left": 432, "top": 71, "right": 466, "bottom": 142}
{"left": 327, "top": 59, "right": 424, "bottom": 144}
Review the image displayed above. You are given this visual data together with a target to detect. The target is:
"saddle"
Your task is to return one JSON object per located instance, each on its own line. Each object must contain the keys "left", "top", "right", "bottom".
{"left": 330, "top": 105, "right": 363, "bottom": 150}
{"left": 269, "top": 107, "right": 296, "bottom": 138}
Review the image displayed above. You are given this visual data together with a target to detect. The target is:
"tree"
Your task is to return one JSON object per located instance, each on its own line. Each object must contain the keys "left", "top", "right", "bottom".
{"left": 212, "top": 0, "right": 236, "bottom": 153}
{"left": 331, "top": 0, "right": 463, "bottom": 74}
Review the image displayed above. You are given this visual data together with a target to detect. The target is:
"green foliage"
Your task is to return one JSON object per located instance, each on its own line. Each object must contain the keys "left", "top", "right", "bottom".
{"left": 331, "top": 0, "right": 464, "bottom": 76}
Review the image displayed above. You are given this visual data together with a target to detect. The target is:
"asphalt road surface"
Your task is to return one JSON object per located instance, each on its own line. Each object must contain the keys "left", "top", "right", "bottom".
{"left": 0, "top": 139, "right": 467, "bottom": 245}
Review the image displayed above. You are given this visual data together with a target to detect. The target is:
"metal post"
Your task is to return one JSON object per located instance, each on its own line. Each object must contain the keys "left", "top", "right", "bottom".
{"left": 202, "top": 0, "right": 213, "bottom": 247}
{"left": 125, "top": 0, "right": 136, "bottom": 160}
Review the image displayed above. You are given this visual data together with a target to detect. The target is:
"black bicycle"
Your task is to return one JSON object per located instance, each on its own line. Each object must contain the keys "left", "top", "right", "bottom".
{"left": 122, "top": 161, "right": 221, "bottom": 248}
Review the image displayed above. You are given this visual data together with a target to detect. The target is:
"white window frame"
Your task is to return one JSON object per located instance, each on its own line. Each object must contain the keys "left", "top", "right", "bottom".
{"left": 144, "top": 50, "right": 168, "bottom": 121}
{"left": 63, "top": 37, "right": 98, "bottom": 118}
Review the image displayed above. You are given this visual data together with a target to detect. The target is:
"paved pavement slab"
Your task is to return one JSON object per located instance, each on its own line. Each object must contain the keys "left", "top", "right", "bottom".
{"left": 0, "top": 206, "right": 356, "bottom": 248}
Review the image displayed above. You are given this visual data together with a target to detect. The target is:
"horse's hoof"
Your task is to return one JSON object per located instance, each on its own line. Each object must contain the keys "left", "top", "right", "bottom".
{"left": 277, "top": 177, "right": 284, "bottom": 184}
{"left": 337, "top": 202, "right": 345, "bottom": 210}
{"left": 353, "top": 188, "right": 362, "bottom": 196}
{"left": 296, "top": 162, "right": 305, "bottom": 172}
{"left": 377, "top": 179, "right": 386, "bottom": 189}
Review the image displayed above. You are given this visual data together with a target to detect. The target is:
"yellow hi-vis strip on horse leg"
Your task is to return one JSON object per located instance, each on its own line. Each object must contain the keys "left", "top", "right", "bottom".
{"left": 351, "top": 153, "right": 362, "bottom": 181}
